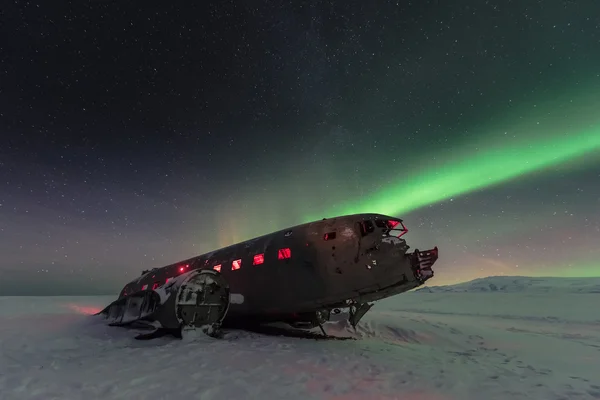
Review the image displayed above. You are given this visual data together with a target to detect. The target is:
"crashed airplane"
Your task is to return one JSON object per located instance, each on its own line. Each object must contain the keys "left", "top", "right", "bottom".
{"left": 97, "top": 213, "right": 439, "bottom": 340}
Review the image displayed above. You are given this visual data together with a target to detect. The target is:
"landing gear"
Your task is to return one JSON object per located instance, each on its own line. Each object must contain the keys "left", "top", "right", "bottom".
{"left": 318, "top": 324, "right": 327, "bottom": 336}
{"left": 288, "top": 309, "right": 332, "bottom": 336}
{"left": 348, "top": 302, "right": 373, "bottom": 329}
{"left": 304, "top": 302, "right": 373, "bottom": 336}
{"left": 313, "top": 309, "right": 330, "bottom": 335}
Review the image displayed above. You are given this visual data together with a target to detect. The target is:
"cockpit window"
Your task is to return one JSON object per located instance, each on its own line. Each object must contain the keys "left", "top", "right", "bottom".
{"left": 387, "top": 220, "right": 408, "bottom": 238}
{"left": 359, "top": 220, "right": 376, "bottom": 236}
{"left": 361, "top": 219, "right": 407, "bottom": 237}
{"left": 374, "top": 220, "right": 387, "bottom": 228}
{"left": 387, "top": 220, "right": 400, "bottom": 229}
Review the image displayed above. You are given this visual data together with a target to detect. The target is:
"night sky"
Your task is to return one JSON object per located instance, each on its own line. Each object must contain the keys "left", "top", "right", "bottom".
{"left": 1, "top": 0, "right": 599, "bottom": 295}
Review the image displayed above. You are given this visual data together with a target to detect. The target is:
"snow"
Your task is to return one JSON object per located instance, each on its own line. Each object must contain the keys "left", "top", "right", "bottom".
{"left": 416, "top": 276, "right": 600, "bottom": 294}
{"left": 1, "top": 276, "right": 599, "bottom": 400}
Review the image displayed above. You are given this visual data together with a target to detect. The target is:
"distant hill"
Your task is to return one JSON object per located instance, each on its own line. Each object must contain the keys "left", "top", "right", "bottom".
{"left": 415, "top": 276, "right": 600, "bottom": 294}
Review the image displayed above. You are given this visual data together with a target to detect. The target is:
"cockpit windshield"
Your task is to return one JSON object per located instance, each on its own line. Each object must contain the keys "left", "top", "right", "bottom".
{"left": 387, "top": 219, "right": 408, "bottom": 238}
{"left": 360, "top": 218, "right": 409, "bottom": 238}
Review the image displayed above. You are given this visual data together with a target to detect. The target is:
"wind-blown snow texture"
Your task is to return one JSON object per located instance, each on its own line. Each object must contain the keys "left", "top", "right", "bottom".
{"left": 1, "top": 276, "right": 599, "bottom": 400}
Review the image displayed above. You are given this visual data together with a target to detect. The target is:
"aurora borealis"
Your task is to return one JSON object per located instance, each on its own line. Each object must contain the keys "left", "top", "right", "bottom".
{"left": 308, "top": 123, "right": 600, "bottom": 221}
{"left": 1, "top": 0, "right": 599, "bottom": 294}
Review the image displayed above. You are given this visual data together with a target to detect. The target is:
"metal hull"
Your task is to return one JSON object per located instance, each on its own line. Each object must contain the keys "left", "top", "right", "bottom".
{"left": 100, "top": 213, "right": 439, "bottom": 338}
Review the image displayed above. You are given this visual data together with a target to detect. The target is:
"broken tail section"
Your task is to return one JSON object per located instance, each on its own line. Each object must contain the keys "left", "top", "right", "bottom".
{"left": 97, "top": 269, "right": 230, "bottom": 340}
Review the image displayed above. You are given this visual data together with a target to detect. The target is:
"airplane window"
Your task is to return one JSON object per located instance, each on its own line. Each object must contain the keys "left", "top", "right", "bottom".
{"left": 278, "top": 248, "right": 291, "bottom": 259}
{"left": 141, "top": 284, "right": 148, "bottom": 290}
{"left": 324, "top": 232, "right": 336, "bottom": 240}
{"left": 253, "top": 253, "right": 264, "bottom": 265}
{"left": 232, "top": 259, "right": 242, "bottom": 270}
{"left": 213, "top": 264, "right": 221, "bottom": 272}
{"left": 152, "top": 282, "right": 160, "bottom": 290}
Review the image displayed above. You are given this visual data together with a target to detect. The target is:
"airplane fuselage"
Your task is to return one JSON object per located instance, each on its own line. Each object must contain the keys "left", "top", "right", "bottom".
{"left": 116, "top": 213, "right": 438, "bottom": 327}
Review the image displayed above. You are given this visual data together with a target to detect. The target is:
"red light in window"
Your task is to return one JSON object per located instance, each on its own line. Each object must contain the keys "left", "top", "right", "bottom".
{"left": 179, "top": 267, "right": 185, "bottom": 272}
{"left": 213, "top": 264, "right": 221, "bottom": 272}
{"left": 166, "top": 277, "right": 173, "bottom": 283}
{"left": 387, "top": 220, "right": 408, "bottom": 237}
{"left": 278, "top": 248, "right": 291, "bottom": 260}
{"left": 253, "top": 253, "right": 264, "bottom": 265}
{"left": 232, "top": 259, "right": 242, "bottom": 270}
{"left": 141, "top": 284, "right": 148, "bottom": 290}
{"left": 152, "top": 282, "right": 159, "bottom": 290}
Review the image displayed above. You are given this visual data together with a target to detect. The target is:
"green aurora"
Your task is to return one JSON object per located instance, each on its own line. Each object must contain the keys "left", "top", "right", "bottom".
{"left": 306, "top": 123, "right": 600, "bottom": 222}
{"left": 216, "top": 95, "right": 600, "bottom": 283}
{"left": 297, "top": 97, "right": 600, "bottom": 282}
{"left": 4, "top": 0, "right": 600, "bottom": 295}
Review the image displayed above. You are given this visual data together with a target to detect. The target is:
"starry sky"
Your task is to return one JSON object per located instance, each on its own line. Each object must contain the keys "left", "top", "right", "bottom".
{"left": 1, "top": 0, "right": 599, "bottom": 295}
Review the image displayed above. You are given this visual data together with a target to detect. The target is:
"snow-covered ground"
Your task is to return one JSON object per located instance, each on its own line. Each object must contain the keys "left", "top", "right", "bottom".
{"left": 1, "top": 276, "right": 599, "bottom": 400}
